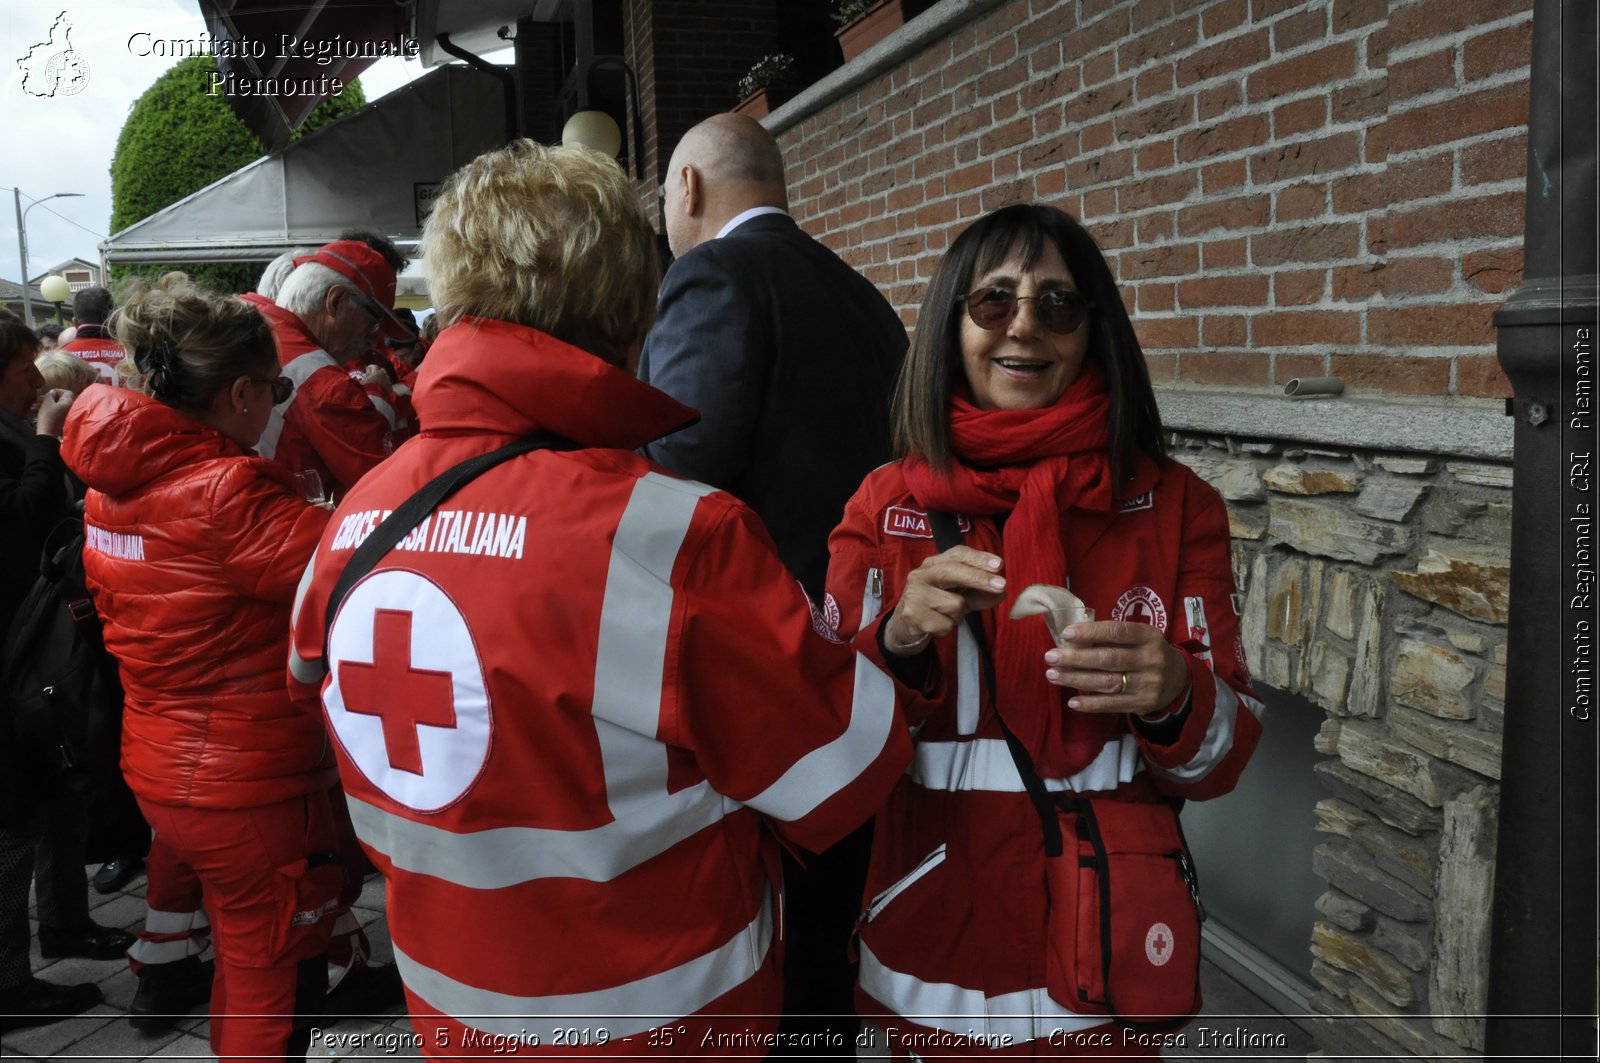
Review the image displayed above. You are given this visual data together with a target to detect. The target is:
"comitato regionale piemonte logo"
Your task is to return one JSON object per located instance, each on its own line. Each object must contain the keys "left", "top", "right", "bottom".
{"left": 17, "top": 11, "right": 91, "bottom": 98}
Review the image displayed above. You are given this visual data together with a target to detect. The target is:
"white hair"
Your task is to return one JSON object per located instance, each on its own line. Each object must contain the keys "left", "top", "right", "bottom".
{"left": 275, "top": 262, "right": 347, "bottom": 320}
{"left": 257, "top": 247, "right": 315, "bottom": 299}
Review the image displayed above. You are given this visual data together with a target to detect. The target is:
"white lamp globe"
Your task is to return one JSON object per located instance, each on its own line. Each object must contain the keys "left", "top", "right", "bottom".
{"left": 39, "top": 275, "right": 72, "bottom": 303}
{"left": 561, "top": 110, "right": 623, "bottom": 157}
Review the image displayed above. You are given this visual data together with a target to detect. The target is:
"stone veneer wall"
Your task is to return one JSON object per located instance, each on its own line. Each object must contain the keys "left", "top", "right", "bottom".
{"left": 1169, "top": 419, "right": 1509, "bottom": 1061}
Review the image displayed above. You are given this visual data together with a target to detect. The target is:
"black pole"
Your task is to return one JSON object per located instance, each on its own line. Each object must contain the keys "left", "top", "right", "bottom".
{"left": 435, "top": 32, "right": 520, "bottom": 145}
{"left": 1486, "top": 1, "right": 1598, "bottom": 1058}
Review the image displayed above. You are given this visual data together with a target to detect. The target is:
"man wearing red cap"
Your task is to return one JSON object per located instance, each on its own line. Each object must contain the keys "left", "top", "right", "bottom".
{"left": 255, "top": 240, "right": 416, "bottom": 499}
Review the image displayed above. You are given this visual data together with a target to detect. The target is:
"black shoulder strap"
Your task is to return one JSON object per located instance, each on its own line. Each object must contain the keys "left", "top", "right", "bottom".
{"left": 926, "top": 510, "right": 1064, "bottom": 857}
{"left": 323, "top": 432, "right": 574, "bottom": 648}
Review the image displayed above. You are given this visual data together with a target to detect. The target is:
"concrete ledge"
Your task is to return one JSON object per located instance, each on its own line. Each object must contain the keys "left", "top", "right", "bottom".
{"left": 764, "top": 0, "right": 1006, "bottom": 136}
{"left": 1157, "top": 388, "right": 1515, "bottom": 461}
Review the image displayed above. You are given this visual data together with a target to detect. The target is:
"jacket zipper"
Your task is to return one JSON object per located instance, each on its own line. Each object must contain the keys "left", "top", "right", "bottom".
{"left": 862, "top": 567, "right": 884, "bottom": 625}
{"left": 859, "top": 844, "right": 947, "bottom": 925}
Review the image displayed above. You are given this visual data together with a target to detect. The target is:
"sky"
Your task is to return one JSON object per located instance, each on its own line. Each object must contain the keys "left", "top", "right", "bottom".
{"left": 0, "top": 1, "right": 433, "bottom": 288}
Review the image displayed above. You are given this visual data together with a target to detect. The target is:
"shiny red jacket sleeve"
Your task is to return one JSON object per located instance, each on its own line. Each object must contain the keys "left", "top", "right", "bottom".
{"left": 211, "top": 462, "right": 331, "bottom": 603}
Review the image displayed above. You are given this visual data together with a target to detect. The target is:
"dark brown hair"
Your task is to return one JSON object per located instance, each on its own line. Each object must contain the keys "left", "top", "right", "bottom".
{"left": 891, "top": 203, "right": 1166, "bottom": 492}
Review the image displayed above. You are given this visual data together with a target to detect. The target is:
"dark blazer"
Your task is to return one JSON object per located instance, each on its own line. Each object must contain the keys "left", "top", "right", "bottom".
{"left": 638, "top": 213, "right": 908, "bottom": 600}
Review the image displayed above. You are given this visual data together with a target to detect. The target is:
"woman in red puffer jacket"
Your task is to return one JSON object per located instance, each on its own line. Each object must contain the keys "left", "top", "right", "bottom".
{"left": 60, "top": 278, "right": 337, "bottom": 1062}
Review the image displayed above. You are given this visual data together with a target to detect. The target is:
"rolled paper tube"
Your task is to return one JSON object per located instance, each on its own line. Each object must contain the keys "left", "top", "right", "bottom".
{"left": 1284, "top": 376, "right": 1345, "bottom": 397}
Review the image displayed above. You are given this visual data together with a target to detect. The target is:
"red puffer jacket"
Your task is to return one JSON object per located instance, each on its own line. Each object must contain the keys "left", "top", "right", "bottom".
{"left": 60, "top": 385, "right": 335, "bottom": 809}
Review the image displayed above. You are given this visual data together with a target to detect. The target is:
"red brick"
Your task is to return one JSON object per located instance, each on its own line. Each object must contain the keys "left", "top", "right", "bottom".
{"left": 1276, "top": 182, "right": 1327, "bottom": 223}
{"left": 1082, "top": 187, "right": 1118, "bottom": 219}
{"left": 1251, "top": 0, "right": 1304, "bottom": 18}
{"left": 1204, "top": 314, "right": 1250, "bottom": 347}
{"left": 1364, "top": 119, "right": 1388, "bottom": 165}
{"left": 1332, "top": 77, "right": 1386, "bottom": 124}
{"left": 1134, "top": 283, "right": 1176, "bottom": 314}
{"left": 1464, "top": 18, "right": 1533, "bottom": 81}
{"left": 1083, "top": 49, "right": 1118, "bottom": 86}
{"left": 1390, "top": 0, "right": 1531, "bottom": 47}
{"left": 1120, "top": 170, "right": 1198, "bottom": 211}
{"left": 1202, "top": 159, "right": 1248, "bottom": 193}
{"left": 1369, "top": 303, "right": 1498, "bottom": 347}
{"left": 1202, "top": 237, "right": 1249, "bottom": 269}
{"left": 1273, "top": 7, "right": 1328, "bottom": 53}
{"left": 1389, "top": 49, "right": 1455, "bottom": 104}
{"left": 1366, "top": 153, "right": 1453, "bottom": 208}
{"left": 982, "top": 180, "right": 1031, "bottom": 212}
{"left": 980, "top": 117, "right": 1034, "bottom": 155}
{"left": 1332, "top": 0, "right": 1386, "bottom": 32}
{"left": 1197, "top": 81, "right": 1241, "bottom": 122}
{"left": 1137, "top": 140, "right": 1175, "bottom": 173}
{"left": 1463, "top": 248, "right": 1523, "bottom": 294}
{"left": 1274, "top": 353, "right": 1327, "bottom": 384}
{"left": 1178, "top": 195, "right": 1271, "bottom": 235}
{"left": 1274, "top": 269, "right": 1327, "bottom": 305}
{"left": 1250, "top": 133, "right": 1362, "bottom": 184}
{"left": 1461, "top": 133, "right": 1527, "bottom": 186}
{"left": 1145, "top": 353, "right": 1179, "bottom": 384}
{"left": 1252, "top": 222, "right": 1362, "bottom": 266}
{"left": 1382, "top": 256, "right": 1455, "bottom": 296}
{"left": 1331, "top": 353, "right": 1451, "bottom": 395}
{"left": 1068, "top": 148, "right": 1135, "bottom": 189}
{"left": 1118, "top": 14, "right": 1200, "bottom": 72}
{"left": 1176, "top": 29, "right": 1271, "bottom": 88}
{"left": 1333, "top": 263, "right": 1384, "bottom": 302}
{"left": 1388, "top": 82, "right": 1529, "bottom": 155}
{"left": 1035, "top": 168, "right": 1068, "bottom": 198}
{"left": 1254, "top": 309, "right": 1361, "bottom": 347}
{"left": 947, "top": 161, "right": 994, "bottom": 195}
{"left": 1388, "top": 191, "right": 1524, "bottom": 249}
{"left": 1137, "top": 212, "right": 1174, "bottom": 242}
{"left": 1135, "top": 316, "right": 1199, "bottom": 350}
{"left": 1179, "top": 274, "right": 1271, "bottom": 308}
{"left": 1177, "top": 114, "right": 1271, "bottom": 162}
{"left": 1457, "top": 354, "right": 1513, "bottom": 397}
{"left": 1184, "top": 352, "right": 1271, "bottom": 387}
{"left": 1246, "top": 42, "right": 1357, "bottom": 102}
{"left": 1081, "top": 118, "right": 1117, "bottom": 153}
{"left": 1136, "top": 64, "right": 1175, "bottom": 102}
{"left": 1202, "top": 0, "right": 1249, "bottom": 38}
{"left": 1122, "top": 242, "right": 1202, "bottom": 280}
{"left": 1275, "top": 97, "right": 1326, "bottom": 139}
{"left": 1114, "top": 98, "right": 1193, "bottom": 142}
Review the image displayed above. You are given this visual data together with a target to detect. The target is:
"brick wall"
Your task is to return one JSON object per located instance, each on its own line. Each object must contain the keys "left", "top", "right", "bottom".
{"left": 773, "top": 0, "right": 1532, "bottom": 400}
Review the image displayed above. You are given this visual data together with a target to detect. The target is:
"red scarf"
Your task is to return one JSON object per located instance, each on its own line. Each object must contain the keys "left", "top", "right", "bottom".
{"left": 901, "top": 361, "right": 1119, "bottom": 776}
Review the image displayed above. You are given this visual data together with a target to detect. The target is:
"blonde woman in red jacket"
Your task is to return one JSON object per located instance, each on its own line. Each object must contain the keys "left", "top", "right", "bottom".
{"left": 60, "top": 279, "right": 336, "bottom": 1062}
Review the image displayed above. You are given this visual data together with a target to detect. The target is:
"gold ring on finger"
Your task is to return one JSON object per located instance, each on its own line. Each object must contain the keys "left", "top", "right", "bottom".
{"left": 1119, "top": 672, "right": 1129, "bottom": 695}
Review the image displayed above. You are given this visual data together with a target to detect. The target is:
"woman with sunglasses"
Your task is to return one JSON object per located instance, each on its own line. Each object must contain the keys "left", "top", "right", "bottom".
{"left": 827, "top": 204, "right": 1263, "bottom": 1057}
{"left": 59, "top": 277, "right": 340, "bottom": 1060}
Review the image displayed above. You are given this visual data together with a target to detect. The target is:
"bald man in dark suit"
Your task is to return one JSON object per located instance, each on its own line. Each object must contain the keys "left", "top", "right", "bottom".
{"left": 638, "top": 114, "right": 907, "bottom": 1049}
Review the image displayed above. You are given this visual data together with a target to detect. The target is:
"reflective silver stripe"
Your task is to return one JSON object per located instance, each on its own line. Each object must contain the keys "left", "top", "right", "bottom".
{"left": 909, "top": 735, "right": 1141, "bottom": 794}
{"left": 128, "top": 936, "right": 208, "bottom": 965}
{"left": 288, "top": 554, "right": 325, "bottom": 683}
{"left": 1147, "top": 675, "right": 1263, "bottom": 785}
{"left": 857, "top": 941, "right": 1104, "bottom": 1043}
{"left": 745, "top": 650, "right": 896, "bottom": 823}
{"left": 954, "top": 623, "right": 979, "bottom": 736}
{"left": 139, "top": 907, "right": 209, "bottom": 935}
{"left": 256, "top": 348, "right": 338, "bottom": 460}
{"left": 345, "top": 781, "right": 733, "bottom": 888}
{"left": 367, "top": 393, "right": 397, "bottom": 430}
{"left": 591, "top": 473, "right": 716, "bottom": 817}
{"left": 392, "top": 382, "right": 411, "bottom": 398}
{"left": 394, "top": 889, "right": 773, "bottom": 1040}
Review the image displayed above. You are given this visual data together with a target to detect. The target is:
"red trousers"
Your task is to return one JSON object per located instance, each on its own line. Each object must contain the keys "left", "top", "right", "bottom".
{"left": 138, "top": 792, "right": 342, "bottom": 1062}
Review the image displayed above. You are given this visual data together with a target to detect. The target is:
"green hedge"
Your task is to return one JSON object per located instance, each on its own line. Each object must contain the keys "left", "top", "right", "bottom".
{"left": 109, "top": 54, "right": 367, "bottom": 293}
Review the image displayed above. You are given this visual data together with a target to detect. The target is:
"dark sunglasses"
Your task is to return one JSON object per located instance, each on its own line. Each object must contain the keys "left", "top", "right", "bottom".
{"left": 251, "top": 375, "right": 294, "bottom": 405}
{"left": 961, "top": 287, "right": 1094, "bottom": 334}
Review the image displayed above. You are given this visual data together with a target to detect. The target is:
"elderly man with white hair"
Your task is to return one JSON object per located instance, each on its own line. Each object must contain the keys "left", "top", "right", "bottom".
{"left": 251, "top": 240, "right": 413, "bottom": 499}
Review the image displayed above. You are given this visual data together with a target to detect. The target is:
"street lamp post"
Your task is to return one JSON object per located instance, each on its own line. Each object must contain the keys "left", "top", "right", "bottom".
{"left": 12, "top": 189, "right": 84, "bottom": 326}
{"left": 40, "top": 275, "right": 72, "bottom": 324}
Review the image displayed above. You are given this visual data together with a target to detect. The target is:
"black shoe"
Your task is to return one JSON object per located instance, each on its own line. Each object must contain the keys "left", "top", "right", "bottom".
{"left": 0, "top": 976, "right": 102, "bottom": 1029}
{"left": 325, "top": 961, "right": 404, "bottom": 1019}
{"left": 38, "top": 921, "right": 137, "bottom": 960}
{"left": 92, "top": 857, "right": 143, "bottom": 895}
{"left": 128, "top": 956, "right": 212, "bottom": 1034}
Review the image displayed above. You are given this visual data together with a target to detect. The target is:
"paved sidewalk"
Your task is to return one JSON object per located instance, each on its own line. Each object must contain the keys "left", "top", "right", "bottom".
{"left": 3, "top": 868, "right": 1315, "bottom": 1060}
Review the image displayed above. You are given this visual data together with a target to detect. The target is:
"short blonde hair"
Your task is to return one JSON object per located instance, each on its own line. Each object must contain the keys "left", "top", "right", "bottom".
{"left": 422, "top": 140, "right": 657, "bottom": 365}
{"left": 35, "top": 350, "right": 101, "bottom": 392}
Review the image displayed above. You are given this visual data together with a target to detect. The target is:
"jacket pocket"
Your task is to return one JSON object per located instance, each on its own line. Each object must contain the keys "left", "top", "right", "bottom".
{"left": 269, "top": 849, "right": 344, "bottom": 963}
